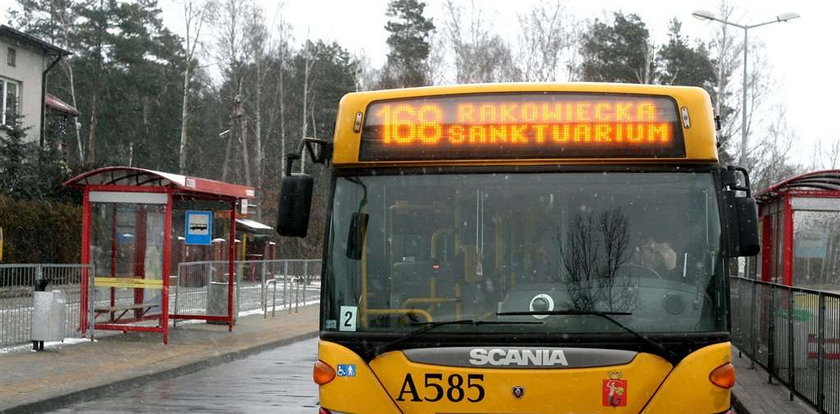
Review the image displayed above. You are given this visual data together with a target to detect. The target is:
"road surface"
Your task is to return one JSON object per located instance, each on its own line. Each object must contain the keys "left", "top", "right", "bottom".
{"left": 49, "top": 338, "right": 319, "bottom": 413}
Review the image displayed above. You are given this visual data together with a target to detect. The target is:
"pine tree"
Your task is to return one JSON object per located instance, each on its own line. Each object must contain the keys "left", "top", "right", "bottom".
{"left": 657, "top": 19, "right": 716, "bottom": 89}
{"left": 380, "top": 0, "right": 435, "bottom": 88}
{"left": 0, "top": 113, "right": 69, "bottom": 200}
{"left": 0, "top": 114, "right": 29, "bottom": 196}
{"left": 579, "top": 12, "right": 655, "bottom": 84}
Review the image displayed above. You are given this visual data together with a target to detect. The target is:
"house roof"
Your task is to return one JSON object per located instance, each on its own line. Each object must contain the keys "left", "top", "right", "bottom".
{"left": 0, "top": 25, "right": 71, "bottom": 57}
{"left": 63, "top": 167, "right": 256, "bottom": 200}
{"left": 756, "top": 170, "right": 840, "bottom": 203}
{"left": 45, "top": 93, "right": 79, "bottom": 116}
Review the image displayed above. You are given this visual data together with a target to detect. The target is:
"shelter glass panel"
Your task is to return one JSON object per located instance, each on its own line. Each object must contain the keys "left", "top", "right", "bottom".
{"left": 792, "top": 197, "right": 840, "bottom": 212}
{"left": 793, "top": 210, "right": 840, "bottom": 289}
{"left": 89, "top": 202, "right": 166, "bottom": 324}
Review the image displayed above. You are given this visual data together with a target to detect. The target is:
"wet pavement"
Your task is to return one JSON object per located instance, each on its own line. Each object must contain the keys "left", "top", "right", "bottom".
{"left": 47, "top": 338, "right": 319, "bottom": 413}
{"left": 1, "top": 305, "right": 319, "bottom": 414}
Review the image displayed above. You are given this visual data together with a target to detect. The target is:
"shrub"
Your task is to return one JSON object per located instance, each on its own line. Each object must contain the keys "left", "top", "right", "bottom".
{"left": 0, "top": 196, "right": 81, "bottom": 263}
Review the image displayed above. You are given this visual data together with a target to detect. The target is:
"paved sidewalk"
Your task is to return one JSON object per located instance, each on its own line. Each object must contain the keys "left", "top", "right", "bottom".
{"left": 731, "top": 346, "right": 817, "bottom": 414}
{"left": 0, "top": 305, "right": 319, "bottom": 414}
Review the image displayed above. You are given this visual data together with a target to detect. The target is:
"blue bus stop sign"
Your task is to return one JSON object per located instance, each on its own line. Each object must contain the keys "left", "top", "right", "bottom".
{"left": 185, "top": 210, "right": 213, "bottom": 245}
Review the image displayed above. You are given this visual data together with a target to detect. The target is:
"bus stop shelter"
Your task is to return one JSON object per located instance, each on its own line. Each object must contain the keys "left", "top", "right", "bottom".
{"left": 63, "top": 167, "right": 255, "bottom": 344}
{"left": 754, "top": 170, "right": 840, "bottom": 288}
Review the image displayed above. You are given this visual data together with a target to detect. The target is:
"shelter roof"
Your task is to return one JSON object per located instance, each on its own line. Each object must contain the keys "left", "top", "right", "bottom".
{"left": 756, "top": 170, "right": 840, "bottom": 203}
{"left": 236, "top": 218, "right": 273, "bottom": 231}
{"left": 63, "top": 166, "right": 255, "bottom": 199}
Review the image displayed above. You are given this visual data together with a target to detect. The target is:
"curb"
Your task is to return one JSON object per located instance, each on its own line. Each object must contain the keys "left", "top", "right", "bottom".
{"left": 2, "top": 331, "right": 319, "bottom": 414}
{"left": 731, "top": 390, "right": 748, "bottom": 414}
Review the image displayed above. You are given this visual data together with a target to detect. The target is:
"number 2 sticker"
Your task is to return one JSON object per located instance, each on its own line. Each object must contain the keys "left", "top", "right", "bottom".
{"left": 339, "top": 306, "right": 357, "bottom": 331}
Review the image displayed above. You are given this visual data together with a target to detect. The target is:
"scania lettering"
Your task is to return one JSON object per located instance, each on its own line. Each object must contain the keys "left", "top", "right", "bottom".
{"left": 468, "top": 348, "right": 569, "bottom": 367}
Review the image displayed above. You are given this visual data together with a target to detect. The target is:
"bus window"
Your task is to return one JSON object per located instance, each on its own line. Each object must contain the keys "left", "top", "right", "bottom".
{"left": 325, "top": 171, "right": 723, "bottom": 334}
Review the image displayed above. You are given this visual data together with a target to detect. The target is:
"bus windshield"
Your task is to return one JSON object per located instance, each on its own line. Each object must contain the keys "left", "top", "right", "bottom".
{"left": 323, "top": 171, "right": 725, "bottom": 336}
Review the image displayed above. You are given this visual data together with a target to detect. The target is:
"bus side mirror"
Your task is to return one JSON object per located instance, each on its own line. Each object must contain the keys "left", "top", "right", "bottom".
{"left": 346, "top": 212, "right": 369, "bottom": 260}
{"left": 721, "top": 166, "right": 760, "bottom": 257}
{"left": 276, "top": 173, "right": 314, "bottom": 238}
{"left": 722, "top": 194, "right": 760, "bottom": 257}
{"left": 735, "top": 197, "right": 760, "bottom": 256}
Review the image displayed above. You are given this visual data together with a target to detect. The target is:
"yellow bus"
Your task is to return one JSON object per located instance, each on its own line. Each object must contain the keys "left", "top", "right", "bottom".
{"left": 277, "top": 83, "right": 759, "bottom": 414}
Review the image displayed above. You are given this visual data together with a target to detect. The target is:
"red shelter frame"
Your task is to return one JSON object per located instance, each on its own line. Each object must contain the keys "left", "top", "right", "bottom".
{"left": 754, "top": 170, "right": 840, "bottom": 286}
{"left": 64, "top": 167, "right": 255, "bottom": 344}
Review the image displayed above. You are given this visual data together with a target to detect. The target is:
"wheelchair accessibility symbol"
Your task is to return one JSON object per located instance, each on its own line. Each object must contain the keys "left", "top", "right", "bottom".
{"left": 336, "top": 364, "right": 356, "bottom": 377}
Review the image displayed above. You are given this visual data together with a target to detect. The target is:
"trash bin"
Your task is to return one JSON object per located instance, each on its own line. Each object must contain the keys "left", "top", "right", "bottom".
{"left": 32, "top": 290, "right": 67, "bottom": 350}
{"left": 774, "top": 307, "right": 811, "bottom": 370}
{"left": 207, "top": 281, "right": 238, "bottom": 325}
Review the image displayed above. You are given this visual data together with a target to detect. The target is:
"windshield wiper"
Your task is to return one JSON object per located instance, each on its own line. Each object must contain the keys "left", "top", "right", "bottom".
{"left": 496, "top": 310, "right": 679, "bottom": 364}
{"left": 376, "top": 319, "right": 543, "bottom": 355}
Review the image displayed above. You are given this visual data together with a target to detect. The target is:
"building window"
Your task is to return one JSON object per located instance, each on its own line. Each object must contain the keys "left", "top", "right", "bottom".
{"left": 7, "top": 48, "right": 15, "bottom": 67}
{"left": 1, "top": 78, "right": 20, "bottom": 127}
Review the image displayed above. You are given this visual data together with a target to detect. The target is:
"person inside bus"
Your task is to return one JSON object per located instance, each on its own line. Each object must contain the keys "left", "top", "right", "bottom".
{"left": 638, "top": 235, "right": 678, "bottom": 277}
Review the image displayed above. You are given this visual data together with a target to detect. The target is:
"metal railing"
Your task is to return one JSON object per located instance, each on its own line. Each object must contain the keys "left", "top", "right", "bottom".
{"left": 1, "top": 260, "right": 321, "bottom": 348}
{"left": 172, "top": 259, "right": 321, "bottom": 323}
{"left": 731, "top": 276, "right": 840, "bottom": 414}
{"left": 0, "top": 264, "right": 91, "bottom": 348}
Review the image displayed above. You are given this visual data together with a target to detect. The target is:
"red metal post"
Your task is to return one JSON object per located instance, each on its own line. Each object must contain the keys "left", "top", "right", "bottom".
{"left": 162, "top": 191, "right": 173, "bottom": 344}
{"left": 228, "top": 199, "right": 236, "bottom": 332}
{"left": 782, "top": 195, "right": 795, "bottom": 286}
{"left": 761, "top": 214, "right": 774, "bottom": 282}
{"left": 110, "top": 205, "right": 117, "bottom": 321}
{"left": 85, "top": 185, "right": 171, "bottom": 193}
{"left": 95, "top": 324, "right": 164, "bottom": 333}
{"left": 133, "top": 207, "right": 147, "bottom": 317}
{"left": 80, "top": 189, "right": 91, "bottom": 333}
{"left": 170, "top": 314, "right": 229, "bottom": 321}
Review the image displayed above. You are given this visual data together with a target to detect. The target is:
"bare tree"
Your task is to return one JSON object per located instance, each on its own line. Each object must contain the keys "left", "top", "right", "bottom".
{"left": 635, "top": 41, "right": 656, "bottom": 85}
{"left": 178, "top": 0, "right": 215, "bottom": 173}
{"left": 517, "top": 0, "right": 579, "bottom": 82}
{"left": 239, "top": 90, "right": 251, "bottom": 186}
{"left": 709, "top": 1, "right": 740, "bottom": 164}
{"left": 825, "top": 141, "right": 840, "bottom": 170}
{"left": 559, "top": 215, "right": 601, "bottom": 310}
{"left": 706, "top": 1, "right": 774, "bottom": 169}
{"left": 559, "top": 210, "right": 635, "bottom": 312}
{"left": 65, "top": 59, "right": 83, "bottom": 164}
{"left": 355, "top": 53, "right": 380, "bottom": 91}
{"left": 217, "top": 0, "right": 251, "bottom": 182}
{"left": 299, "top": 43, "right": 315, "bottom": 174}
{"left": 84, "top": 0, "right": 109, "bottom": 165}
{"left": 741, "top": 44, "right": 772, "bottom": 168}
{"left": 807, "top": 140, "right": 840, "bottom": 171}
{"left": 597, "top": 210, "right": 635, "bottom": 312}
{"left": 425, "top": 31, "right": 449, "bottom": 85}
{"left": 749, "top": 106, "right": 802, "bottom": 191}
{"left": 443, "top": 0, "right": 521, "bottom": 83}
{"left": 276, "top": 27, "right": 291, "bottom": 177}
{"left": 245, "top": 1, "right": 269, "bottom": 191}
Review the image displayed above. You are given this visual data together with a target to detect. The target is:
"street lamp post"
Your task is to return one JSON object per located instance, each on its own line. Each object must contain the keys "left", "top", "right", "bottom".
{"left": 692, "top": 10, "right": 799, "bottom": 168}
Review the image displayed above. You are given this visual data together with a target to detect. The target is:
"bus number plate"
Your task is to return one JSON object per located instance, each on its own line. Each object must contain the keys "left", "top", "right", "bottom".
{"left": 396, "top": 373, "right": 485, "bottom": 403}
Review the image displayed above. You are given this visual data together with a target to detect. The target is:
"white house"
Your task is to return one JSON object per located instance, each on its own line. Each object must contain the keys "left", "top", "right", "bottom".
{"left": 0, "top": 25, "right": 72, "bottom": 145}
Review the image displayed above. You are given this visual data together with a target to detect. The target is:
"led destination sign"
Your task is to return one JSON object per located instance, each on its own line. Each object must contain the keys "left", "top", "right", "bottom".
{"left": 359, "top": 93, "right": 686, "bottom": 161}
